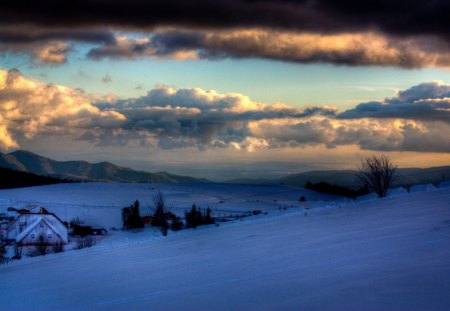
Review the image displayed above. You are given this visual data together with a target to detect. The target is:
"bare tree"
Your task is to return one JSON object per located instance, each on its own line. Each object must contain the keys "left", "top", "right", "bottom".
{"left": 152, "top": 191, "right": 169, "bottom": 236}
{"left": 356, "top": 155, "right": 399, "bottom": 197}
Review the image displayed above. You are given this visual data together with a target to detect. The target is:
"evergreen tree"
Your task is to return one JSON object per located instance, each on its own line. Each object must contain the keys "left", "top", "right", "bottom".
{"left": 122, "top": 200, "right": 144, "bottom": 229}
{"left": 205, "top": 208, "right": 214, "bottom": 224}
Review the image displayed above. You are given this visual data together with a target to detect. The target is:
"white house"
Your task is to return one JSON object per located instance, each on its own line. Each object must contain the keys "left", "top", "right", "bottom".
{"left": 5, "top": 207, "right": 68, "bottom": 246}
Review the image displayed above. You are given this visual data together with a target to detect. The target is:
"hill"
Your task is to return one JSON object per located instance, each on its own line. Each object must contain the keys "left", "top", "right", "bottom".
{"left": 0, "top": 150, "right": 207, "bottom": 183}
{"left": 0, "top": 185, "right": 449, "bottom": 309}
{"left": 0, "top": 167, "right": 70, "bottom": 189}
{"left": 229, "top": 166, "right": 450, "bottom": 189}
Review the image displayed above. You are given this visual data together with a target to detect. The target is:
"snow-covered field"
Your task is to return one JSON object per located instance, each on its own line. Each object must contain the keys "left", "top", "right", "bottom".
{"left": 0, "top": 182, "right": 341, "bottom": 228}
{"left": 1, "top": 183, "right": 450, "bottom": 310}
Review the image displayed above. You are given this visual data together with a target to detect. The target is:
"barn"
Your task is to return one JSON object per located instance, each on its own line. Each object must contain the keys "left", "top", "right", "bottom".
{"left": 5, "top": 207, "right": 68, "bottom": 246}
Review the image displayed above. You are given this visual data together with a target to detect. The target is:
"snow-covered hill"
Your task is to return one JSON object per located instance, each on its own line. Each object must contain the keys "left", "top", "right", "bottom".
{"left": 1, "top": 184, "right": 449, "bottom": 310}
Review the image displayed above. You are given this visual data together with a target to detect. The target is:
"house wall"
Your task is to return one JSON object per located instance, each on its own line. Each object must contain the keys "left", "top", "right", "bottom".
{"left": 19, "top": 220, "right": 64, "bottom": 246}
{"left": 6, "top": 213, "right": 68, "bottom": 244}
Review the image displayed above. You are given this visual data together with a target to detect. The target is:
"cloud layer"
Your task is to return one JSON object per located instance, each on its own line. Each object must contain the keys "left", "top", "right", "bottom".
{"left": 0, "top": 1, "right": 449, "bottom": 67}
{"left": 1, "top": 69, "right": 450, "bottom": 153}
{"left": 87, "top": 30, "right": 449, "bottom": 68}
{"left": 1, "top": 1, "right": 449, "bottom": 39}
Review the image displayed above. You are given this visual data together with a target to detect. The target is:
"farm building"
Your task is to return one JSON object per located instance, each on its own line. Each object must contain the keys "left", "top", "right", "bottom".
{"left": 3, "top": 207, "right": 68, "bottom": 246}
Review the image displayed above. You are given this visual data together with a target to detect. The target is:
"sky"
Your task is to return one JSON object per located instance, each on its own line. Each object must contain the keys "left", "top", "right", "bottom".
{"left": 0, "top": 0, "right": 450, "bottom": 179}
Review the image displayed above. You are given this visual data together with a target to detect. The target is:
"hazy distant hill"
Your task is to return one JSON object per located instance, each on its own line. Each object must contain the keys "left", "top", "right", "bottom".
{"left": 0, "top": 150, "right": 208, "bottom": 183}
{"left": 229, "top": 167, "right": 450, "bottom": 189}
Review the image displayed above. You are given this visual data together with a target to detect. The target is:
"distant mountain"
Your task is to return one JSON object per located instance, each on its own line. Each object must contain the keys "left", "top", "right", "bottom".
{"left": 228, "top": 167, "right": 450, "bottom": 189}
{"left": 0, "top": 150, "right": 208, "bottom": 183}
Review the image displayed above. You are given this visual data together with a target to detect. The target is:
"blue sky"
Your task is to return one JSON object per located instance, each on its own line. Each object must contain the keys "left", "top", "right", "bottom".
{"left": 7, "top": 51, "right": 450, "bottom": 109}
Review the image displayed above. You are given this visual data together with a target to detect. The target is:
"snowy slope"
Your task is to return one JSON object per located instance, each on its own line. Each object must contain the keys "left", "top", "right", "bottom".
{"left": 0, "top": 182, "right": 341, "bottom": 227}
{"left": 0, "top": 186, "right": 449, "bottom": 310}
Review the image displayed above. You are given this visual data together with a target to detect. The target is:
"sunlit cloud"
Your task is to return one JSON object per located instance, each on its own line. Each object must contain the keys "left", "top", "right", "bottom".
{"left": 32, "top": 41, "right": 71, "bottom": 65}
{"left": 0, "top": 26, "right": 115, "bottom": 65}
{"left": 87, "top": 30, "right": 450, "bottom": 68}
{"left": 0, "top": 69, "right": 125, "bottom": 149}
{"left": 338, "top": 81, "right": 450, "bottom": 121}
{"left": 1, "top": 69, "right": 450, "bottom": 153}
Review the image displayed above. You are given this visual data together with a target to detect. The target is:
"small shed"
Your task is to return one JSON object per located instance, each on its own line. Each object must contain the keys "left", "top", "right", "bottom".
{"left": 5, "top": 207, "right": 68, "bottom": 246}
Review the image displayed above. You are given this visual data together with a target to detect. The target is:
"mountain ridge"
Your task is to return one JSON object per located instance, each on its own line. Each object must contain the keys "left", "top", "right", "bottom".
{"left": 0, "top": 150, "right": 208, "bottom": 183}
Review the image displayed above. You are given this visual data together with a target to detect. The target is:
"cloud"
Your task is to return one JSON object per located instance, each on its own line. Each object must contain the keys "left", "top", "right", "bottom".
{"left": 1, "top": 70, "right": 450, "bottom": 153}
{"left": 338, "top": 81, "right": 450, "bottom": 122}
{"left": 0, "top": 27, "right": 116, "bottom": 65}
{"left": 102, "top": 73, "right": 112, "bottom": 83}
{"left": 0, "top": 69, "right": 125, "bottom": 149}
{"left": 0, "top": 40, "right": 73, "bottom": 65}
{"left": 0, "top": 1, "right": 448, "bottom": 67}
{"left": 32, "top": 41, "right": 71, "bottom": 65}
{"left": 86, "top": 30, "right": 450, "bottom": 68}
{"left": 91, "top": 85, "right": 336, "bottom": 150}
{"left": 1, "top": 1, "right": 449, "bottom": 41}
{"left": 90, "top": 84, "right": 450, "bottom": 153}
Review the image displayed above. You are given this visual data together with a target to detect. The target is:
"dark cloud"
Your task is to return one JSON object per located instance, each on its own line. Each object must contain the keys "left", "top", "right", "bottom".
{"left": 1, "top": 1, "right": 448, "bottom": 67}
{"left": 338, "top": 82, "right": 450, "bottom": 122}
{"left": 0, "top": 27, "right": 115, "bottom": 44}
{"left": 0, "top": 27, "right": 116, "bottom": 65}
{"left": 0, "top": 1, "right": 449, "bottom": 40}
{"left": 87, "top": 29, "right": 446, "bottom": 68}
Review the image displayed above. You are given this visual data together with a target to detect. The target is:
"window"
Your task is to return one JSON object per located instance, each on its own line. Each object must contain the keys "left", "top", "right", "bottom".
{"left": 40, "top": 223, "right": 44, "bottom": 227}
{"left": 19, "top": 221, "right": 26, "bottom": 233}
{"left": 31, "top": 234, "right": 35, "bottom": 239}
{"left": 48, "top": 234, "right": 52, "bottom": 239}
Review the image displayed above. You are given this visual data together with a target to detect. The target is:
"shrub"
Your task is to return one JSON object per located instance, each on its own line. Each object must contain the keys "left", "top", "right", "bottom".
{"left": 170, "top": 217, "right": 184, "bottom": 231}
{"left": 13, "top": 245, "right": 23, "bottom": 260}
{"left": 28, "top": 236, "right": 48, "bottom": 257}
{"left": 52, "top": 242, "right": 65, "bottom": 253}
{"left": 74, "top": 236, "right": 96, "bottom": 249}
{"left": 305, "top": 181, "right": 368, "bottom": 199}
{"left": 356, "top": 155, "right": 399, "bottom": 198}
{"left": 0, "top": 240, "right": 7, "bottom": 264}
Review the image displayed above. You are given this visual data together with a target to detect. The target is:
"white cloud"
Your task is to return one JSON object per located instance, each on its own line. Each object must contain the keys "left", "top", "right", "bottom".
{"left": 0, "top": 69, "right": 125, "bottom": 150}
{"left": 1, "top": 70, "right": 450, "bottom": 153}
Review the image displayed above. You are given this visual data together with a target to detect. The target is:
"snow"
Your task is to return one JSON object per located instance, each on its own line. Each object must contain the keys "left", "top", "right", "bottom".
{"left": 440, "top": 180, "right": 450, "bottom": 189}
{"left": 0, "top": 182, "right": 341, "bottom": 228}
{"left": 0, "top": 183, "right": 450, "bottom": 310}
{"left": 409, "top": 183, "right": 437, "bottom": 193}
{"left": 14, "top": 218, "right": 41, "bottom": 243}
{"left": 387, "top": 186, "right": 408, "bottom": 196}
